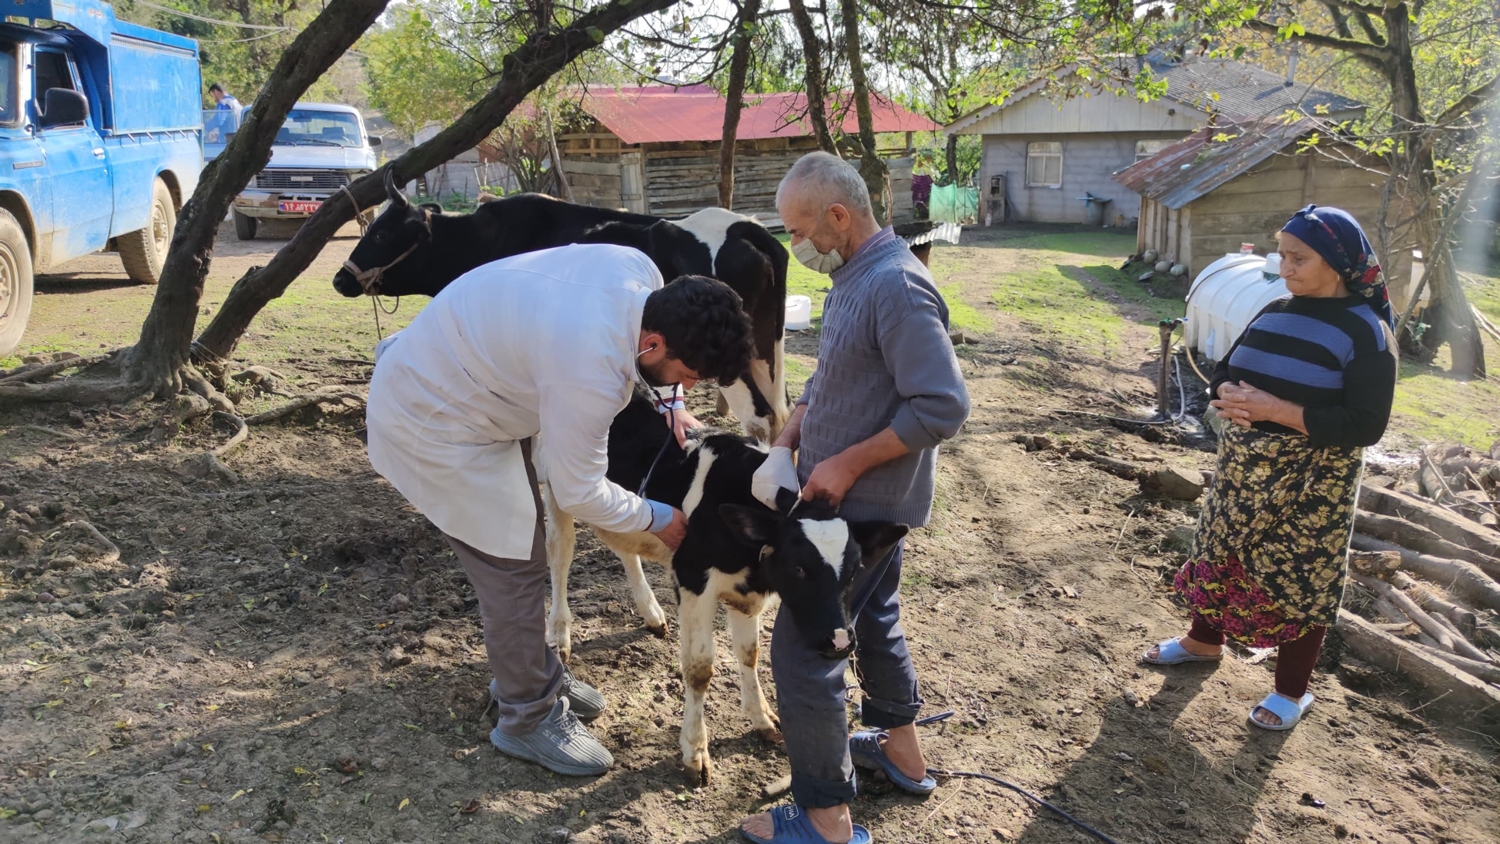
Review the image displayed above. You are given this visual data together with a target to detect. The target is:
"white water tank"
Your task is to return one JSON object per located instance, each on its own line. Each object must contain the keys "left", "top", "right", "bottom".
{"left": 1183, "top": 252, "right": 1291, "bottom": 362}
{"left": 785, "top": 295, "right": 813, "bottom": 331}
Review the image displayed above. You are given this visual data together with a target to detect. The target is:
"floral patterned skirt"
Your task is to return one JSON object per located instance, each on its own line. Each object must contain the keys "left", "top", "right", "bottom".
{"left": 1173, "top": 426, "right": 1363, "bottom": 647}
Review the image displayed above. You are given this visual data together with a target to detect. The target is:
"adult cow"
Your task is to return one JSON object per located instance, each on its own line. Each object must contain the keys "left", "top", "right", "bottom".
{"left": 333, "top": 172, "right": 790, "bottom": 443}
{"left": 541, "top": 392, "right": 907, "bottom": 783}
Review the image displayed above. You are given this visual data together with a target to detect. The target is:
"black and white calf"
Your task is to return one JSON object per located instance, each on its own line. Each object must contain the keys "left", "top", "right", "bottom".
{"left": 334, "top": 172, "right": 790, "bottom": 443}
{"left": 541, "top": 395, "right": 906, "bottom": 782}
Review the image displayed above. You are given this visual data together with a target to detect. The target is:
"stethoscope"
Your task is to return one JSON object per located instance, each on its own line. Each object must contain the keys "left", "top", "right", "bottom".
{"left": 635, "top": 345, "right": 679, "bottom": 498}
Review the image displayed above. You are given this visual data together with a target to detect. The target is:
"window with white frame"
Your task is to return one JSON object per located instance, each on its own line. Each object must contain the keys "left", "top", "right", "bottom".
{"left": 1026, "top": 142, "right": 1063, "bottom": 187}
{"left": 1135, "top": 139, "right": 1171, "bottom": 162}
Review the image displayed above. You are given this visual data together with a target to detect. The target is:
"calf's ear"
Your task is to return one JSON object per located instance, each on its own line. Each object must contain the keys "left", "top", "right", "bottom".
{"left": 848, "top": 521, "right": 907, "bottom": 567}
{"left": 719, "top": 504, "right": 781, "bottom": 548}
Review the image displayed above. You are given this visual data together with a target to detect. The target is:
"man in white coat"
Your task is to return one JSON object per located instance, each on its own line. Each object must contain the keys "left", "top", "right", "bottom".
{"left": 366, "top": 243, "right": 755, "bottom": 776}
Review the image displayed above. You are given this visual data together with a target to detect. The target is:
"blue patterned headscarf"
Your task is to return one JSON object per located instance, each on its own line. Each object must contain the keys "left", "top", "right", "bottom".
{"left": 1279, "top": 204, "right": 1393, "bottom": 327}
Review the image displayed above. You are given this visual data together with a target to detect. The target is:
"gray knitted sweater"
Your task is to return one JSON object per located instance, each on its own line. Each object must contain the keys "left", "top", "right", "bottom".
{"left": 796, "top": 228, "right": 971, "bottom": 527}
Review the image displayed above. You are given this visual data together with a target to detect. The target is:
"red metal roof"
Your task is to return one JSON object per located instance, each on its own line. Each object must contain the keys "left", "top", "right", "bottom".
{"left": 576, "top": 86, "right": 940, "bottom": 145}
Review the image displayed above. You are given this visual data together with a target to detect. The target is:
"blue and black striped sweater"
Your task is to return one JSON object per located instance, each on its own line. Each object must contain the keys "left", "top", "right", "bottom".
{"left": 1209, "top": 295, "right": 1397, "bottom": 448}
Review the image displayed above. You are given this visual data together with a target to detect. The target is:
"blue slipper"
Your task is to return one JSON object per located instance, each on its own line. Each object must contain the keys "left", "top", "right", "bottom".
{"left": 1141, "top": 638, "right": 1223, "bottom": 666}
{"left": 740, "top": 805, "right": 871, "bottom": 844}
{"left": 850, "top": 730, "right": 937, "bottom": 795}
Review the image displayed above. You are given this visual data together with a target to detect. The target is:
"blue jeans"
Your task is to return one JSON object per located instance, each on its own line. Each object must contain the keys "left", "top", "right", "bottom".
{"left": 771, "top": 539, "right": 923, "bottom": 809}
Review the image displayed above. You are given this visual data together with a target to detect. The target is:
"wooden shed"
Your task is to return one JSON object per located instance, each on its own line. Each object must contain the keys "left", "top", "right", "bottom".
{"left": 1114, "top": 117, "right": 1417, "bottom": 307}
{"left": 554, "top": 86, "right": 938, "bottom": 222}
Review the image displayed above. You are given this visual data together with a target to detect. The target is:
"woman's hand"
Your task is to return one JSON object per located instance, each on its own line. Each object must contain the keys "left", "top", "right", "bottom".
{"left": 1212, "top": 381, "right": 1302, "bottom": 430}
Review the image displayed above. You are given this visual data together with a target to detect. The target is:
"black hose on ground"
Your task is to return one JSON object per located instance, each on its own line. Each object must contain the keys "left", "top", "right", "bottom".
{"left": 915, "top": 711, "right": 1126, "bottom": 843}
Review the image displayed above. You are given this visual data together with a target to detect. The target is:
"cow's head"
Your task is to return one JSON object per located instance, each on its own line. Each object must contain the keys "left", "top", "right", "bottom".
{"left": 720, "top": 496, "right": 907, "bottom": 659}
{"left": 332, "top": 170, "right": 441, "bottom": 298}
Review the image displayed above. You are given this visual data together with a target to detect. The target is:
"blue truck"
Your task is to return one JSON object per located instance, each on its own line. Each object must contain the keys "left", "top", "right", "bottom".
{"left": 0, "top": 0, "right": 202, "bottom": 356}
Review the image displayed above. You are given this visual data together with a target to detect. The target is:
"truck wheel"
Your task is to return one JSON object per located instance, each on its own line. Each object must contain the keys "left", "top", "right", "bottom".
{"left": 0, "top": 208, "right": 35, "bottom": 358}
{"left": 233, "top": 209, "right": 258, "bottom": 241}
{"left": 119, "top": 178, "right": 176, "bottom": 284}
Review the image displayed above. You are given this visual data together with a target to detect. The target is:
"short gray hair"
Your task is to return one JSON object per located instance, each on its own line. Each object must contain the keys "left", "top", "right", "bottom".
{"left": 776, "top": 152, "right": 873, "bottom": 218}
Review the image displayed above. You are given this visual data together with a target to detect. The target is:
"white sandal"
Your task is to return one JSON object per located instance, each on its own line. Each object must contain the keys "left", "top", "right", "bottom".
{"left": 1248, "top": 692, "right": 1314, "bottom": 731}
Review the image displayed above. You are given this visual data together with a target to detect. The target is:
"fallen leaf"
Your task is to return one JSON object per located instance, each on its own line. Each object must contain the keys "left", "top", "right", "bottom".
{"left": 0, "top": 808, "right": 17, "bottom": 820}
{"left": 229, "top": 790, "right": 246, "bottom": 802}
{"left": 459, "top": 799, "right": 481, "bottom": 814}
{"left": 403, "top": 723, "right": 422, "bottom": 731}
{"left": 83, "top": 675, "right": 94, "bottom": 688}
{"left": 398, "top": 798, "right": 410, "bottom": 811}
{"left": 197, "top": 804, "right": 212, "bottom": 814}
{"left": 204, "top": 704, "right": 219, "bottom": 712}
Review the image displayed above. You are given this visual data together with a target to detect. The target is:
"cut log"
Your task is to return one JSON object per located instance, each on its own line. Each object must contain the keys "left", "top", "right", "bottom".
{"left": 1349, "top": 572, "right": 1491, "bottom": 661}
{"left": 1387, "top": 570, "right": 1478, "bottom": 638}
{"left": 1409, "top": 641, "right": 1500, "bottom": 684}
{"left": 1350, "top": 534, "right": 1500, "bottom": 613}
{"left": 1354, "top": 511, "right": 1500, "bottom": 579}
{"left": 1350, "top": 550, "right": 1402, "bottom": 575}
{"left": 1335, "top": 610, "right": 1500, "bottom": 721}
{"left": 1358, "top": 484, "right": 1500, "bottom": 558}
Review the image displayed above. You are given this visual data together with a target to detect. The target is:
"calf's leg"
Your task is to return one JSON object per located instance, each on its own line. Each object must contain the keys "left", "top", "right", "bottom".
{"left": 618, "top": 551, "right": 668, "bottom": 637}
{"left": 543, "top": 487, "right": 577, "bottom": 663}
{"left": 727, "top": 603, "right": 780, "bottom": 742}
{"left": 677, "top": 586, "right": 719, "bottom": 785}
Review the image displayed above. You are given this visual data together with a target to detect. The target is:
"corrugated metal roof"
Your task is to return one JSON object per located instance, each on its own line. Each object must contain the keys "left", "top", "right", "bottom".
{"left": 945, "top": 55, "right": 1364, "bottom": 134}
{"left": 577, "top": 86, "right": 939, "bottom": 145}
{"left": 1112, "top": 117, "right": 1324, "bottom": 210}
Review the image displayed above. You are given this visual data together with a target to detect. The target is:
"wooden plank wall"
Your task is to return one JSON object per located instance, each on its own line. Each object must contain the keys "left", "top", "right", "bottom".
{"left": 558, "top": 158, "right": 624, "bottom": 209}
{"left": 1135, "top": 146, "right": 1409, "bottom": 289}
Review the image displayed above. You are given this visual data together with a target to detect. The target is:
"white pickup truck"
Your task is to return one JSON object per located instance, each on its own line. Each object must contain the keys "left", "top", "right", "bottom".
{"left": 204, "top": 102, "right": 380, "bottom": 240}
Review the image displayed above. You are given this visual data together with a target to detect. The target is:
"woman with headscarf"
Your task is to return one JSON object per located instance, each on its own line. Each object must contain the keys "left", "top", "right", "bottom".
{"left": 1142, "top": 205, "right": 1398, "bottom": 731}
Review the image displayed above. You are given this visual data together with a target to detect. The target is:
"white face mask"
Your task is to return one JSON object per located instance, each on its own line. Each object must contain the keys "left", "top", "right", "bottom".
{"left": 791, "top": 236, "right": 845, "bottom": 274}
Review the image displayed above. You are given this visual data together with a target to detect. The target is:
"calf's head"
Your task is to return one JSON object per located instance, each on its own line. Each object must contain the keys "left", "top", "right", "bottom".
{"left": 332, "top": 169, "right": 440, "bottom": 298}
{"left": 720, "top": 497, "right": 907, "bottom": 659}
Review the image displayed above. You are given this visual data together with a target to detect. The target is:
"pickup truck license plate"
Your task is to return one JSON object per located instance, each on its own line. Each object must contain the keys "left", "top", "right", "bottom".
{"left": 278, "top": 200, "right": 322, "bottom": 214}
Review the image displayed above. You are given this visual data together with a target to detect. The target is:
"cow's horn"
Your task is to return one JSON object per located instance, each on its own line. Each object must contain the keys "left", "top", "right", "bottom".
{"left": 384, "top": 169, "right": 408, "bottom": 207}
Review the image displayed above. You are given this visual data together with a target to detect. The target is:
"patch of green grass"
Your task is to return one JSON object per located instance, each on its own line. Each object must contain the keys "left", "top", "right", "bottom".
{"left": 1390, "top": 360, "right": 1500, "bottom": 447}
{"left": 983, "top": 231, "right": 1179, "bottom": 355}
{"left": 939, "top": 282, "right": 991, "bottom": 334}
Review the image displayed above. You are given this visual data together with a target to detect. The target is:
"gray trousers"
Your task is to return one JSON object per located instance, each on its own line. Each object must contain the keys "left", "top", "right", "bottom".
{"left": 444, "top": 441, "right": 564, "bottom": 736}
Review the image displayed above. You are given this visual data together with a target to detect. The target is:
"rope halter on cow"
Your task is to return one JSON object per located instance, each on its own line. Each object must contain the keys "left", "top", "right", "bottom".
{"left": 339, "top": 193, "right": 432, "bottom": 298}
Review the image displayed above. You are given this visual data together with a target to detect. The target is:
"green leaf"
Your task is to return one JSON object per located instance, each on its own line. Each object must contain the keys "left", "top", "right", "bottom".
{"left": 586, "top": 26, "right": 605, "bottom": 44}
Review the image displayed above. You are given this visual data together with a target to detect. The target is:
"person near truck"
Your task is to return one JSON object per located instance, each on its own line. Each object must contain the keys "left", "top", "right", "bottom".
{"left": 206, "top": 83, "right": 240, "bottom": 141}
{"left": 744, "top": 152, "right": 971, "bottom": 844}
{"left": 364, "top": 244, "right": 753, "bottom": 776}
{"left": 1142, "top": 205, "right": 1397, "bottom": 732}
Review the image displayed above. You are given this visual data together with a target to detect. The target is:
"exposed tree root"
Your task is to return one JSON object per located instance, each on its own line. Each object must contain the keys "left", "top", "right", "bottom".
{"left": 4, "top": 425, "right": 78, "bottom": 440}
{"left": 245, "top": 389, "right": 365, "bottom": 426}
{"left": 211, "top": 412, "right": 249, "bottom": 457}
{"left": 56, "top": 520, "right": 121, "bottom": 566}
{"left": 0, "top": 351, "right": 114, "bottom": 385}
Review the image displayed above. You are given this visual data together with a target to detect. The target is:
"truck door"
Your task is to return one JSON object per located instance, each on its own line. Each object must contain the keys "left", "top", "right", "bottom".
{"left": 30, "top": 46, "right": 111, "bottom": 264}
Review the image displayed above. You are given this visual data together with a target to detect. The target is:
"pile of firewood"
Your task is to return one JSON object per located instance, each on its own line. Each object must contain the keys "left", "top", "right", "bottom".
{"left": 1338, "top": 441, "right": 1500, "bottom": 719}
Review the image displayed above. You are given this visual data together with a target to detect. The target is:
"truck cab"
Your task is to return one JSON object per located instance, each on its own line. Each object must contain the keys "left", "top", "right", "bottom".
{"left": 0, "top": 0, "right": 202, "bottom": 357}
{"left": 206, "top": 102, "right": 380, "bottom": 240}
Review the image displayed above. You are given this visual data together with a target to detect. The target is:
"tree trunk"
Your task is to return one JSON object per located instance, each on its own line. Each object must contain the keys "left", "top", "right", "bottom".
{"left": 1383, "top": 4, "right": 1486, "bottom": 377}
{"left": 123, "top": 0, "right": 393, "bottom": 396}
{"left": 717, "top": 0, "right": 762, "bottom": 209}
{"left": 839, "top": 0, "right": 889, "bottom": 224}
{"left": 194, "top": 0, "right": 682, "bottom": 361}
{"left": 787, "top": 0, "right": 835, "bottom": 154}
{"left": 944, "top": 133, "right": 959, "bottom": 187}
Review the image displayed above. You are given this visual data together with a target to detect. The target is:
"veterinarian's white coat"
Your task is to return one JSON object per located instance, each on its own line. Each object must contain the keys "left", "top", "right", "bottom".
{"left": 366, "top": 244, "right": 664, "bottom": 559}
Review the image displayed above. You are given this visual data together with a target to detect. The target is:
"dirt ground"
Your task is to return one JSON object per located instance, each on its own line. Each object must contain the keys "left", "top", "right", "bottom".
{"left": 1, "top": 225, "right": 1497, "bottom": 844}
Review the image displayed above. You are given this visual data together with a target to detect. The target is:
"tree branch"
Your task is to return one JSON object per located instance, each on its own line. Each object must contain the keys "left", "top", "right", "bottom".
{"left": 1245, "top": 19, "right": 1390, "bottom": 68}
{"left": 1432, "top": 69, "right": 1500, "bottom": 126}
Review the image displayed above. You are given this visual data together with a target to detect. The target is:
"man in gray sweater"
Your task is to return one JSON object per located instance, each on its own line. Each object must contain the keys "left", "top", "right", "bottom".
{"left": 743, "top": 152, "right": 970, "bottom": 844}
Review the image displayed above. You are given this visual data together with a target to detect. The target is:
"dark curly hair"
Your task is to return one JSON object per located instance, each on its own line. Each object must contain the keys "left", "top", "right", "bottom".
{"left": 642, "top": 275, "right": 755, "bottom": 386}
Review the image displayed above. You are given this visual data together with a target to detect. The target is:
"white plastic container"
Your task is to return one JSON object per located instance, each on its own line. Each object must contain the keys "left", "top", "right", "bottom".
{"left": 1183, "top": 253, "right": 1290, "bottom": 361}
{"left": 785, "top": 295, "right": 812, "bottom": 331}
